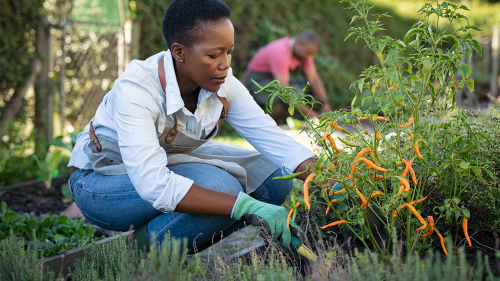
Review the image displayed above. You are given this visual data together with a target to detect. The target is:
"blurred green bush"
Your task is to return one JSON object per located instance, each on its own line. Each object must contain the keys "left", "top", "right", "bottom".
{"left": 135, "top": 0, "right": 416, "bottom": 109}
{"left": 0, "top": 0, "right": 44, "bottom": 92}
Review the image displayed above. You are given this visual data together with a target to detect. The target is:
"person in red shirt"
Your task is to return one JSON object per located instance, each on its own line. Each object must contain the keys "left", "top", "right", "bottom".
{"left": 244, "top": 32, "right": 330, "bottom": 124}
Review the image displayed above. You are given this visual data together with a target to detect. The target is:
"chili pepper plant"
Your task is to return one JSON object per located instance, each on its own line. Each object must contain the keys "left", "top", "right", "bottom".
{"left": 254, "top": 0, "right": 489, "bottom": 261}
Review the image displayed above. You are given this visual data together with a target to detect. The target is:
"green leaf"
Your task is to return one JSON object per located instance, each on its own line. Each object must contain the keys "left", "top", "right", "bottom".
{"left": 459, "top": 5, "right": 470, "bottom": 11}
{"left": 61, "top": 184, "right": 74, "bottom": 202}
{"left": 482, "top": 167, "right": 495, "bottom": 179}
{"left": 462, "top": 209, "right": 470, "bottom": 219}
{"left": 344, "top": 32, "right": 357, "bottom": 42}
{"left": 422, "top": 59, "right": 432, "bottom": 70}
{"left": 459, "top": 64, "right": 471, "bottom": 79}
{"left": 466, "top": 79, "right": 474, "bottom": 92}
{"left": 1, "top": 202, "right": 7, "bottom": 217}
{"left": 471, "top": 40, "right": 482, "bottom": 56}
{"left": 350, "top": 15, "right": 359, "bottom": 25}
{"left": 358, "top": 78, "right": 364, "bottom": 93}
{"left": 49, "top": 136, "right": 72, "bottom": 152}
{"left": 475, "top": 132, "right": 491, "bottom": 142}
{"left": 459, "top": 161, "right": 470, "bottom": 170}
{"left": 5, "top": 212, "right": 17, "bottom": 224}
{"left": 471, "top": 167, "right": 486, "bottom": 184}
{"left": 57, "top": 215, "right": 70, "bottom": 226}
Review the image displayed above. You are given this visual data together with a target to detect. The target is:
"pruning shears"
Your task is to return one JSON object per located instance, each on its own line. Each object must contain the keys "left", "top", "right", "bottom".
{"left": 290, "top": 235, "right": 318, "bottom": 261}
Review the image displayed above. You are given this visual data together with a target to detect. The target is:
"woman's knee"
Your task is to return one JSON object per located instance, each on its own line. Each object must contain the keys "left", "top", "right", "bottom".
{"left": 168, "top": 163, "right": 243, "bottom": 196}
{"left": 251, "top": 169, "right": 293, "bottom": 205}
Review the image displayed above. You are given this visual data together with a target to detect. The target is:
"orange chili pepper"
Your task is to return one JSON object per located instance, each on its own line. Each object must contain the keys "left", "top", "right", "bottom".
{"left": 286, "top": 202, "right": 301, "bottom": 228}
{"left": 400, "top": 116, "right": 414, "bottom": 128}
{"left": 334, "top": 188, "right": 346, "bottom": 194}
{"left": 420, "top": 216, "right": 434, "bottom": 237}
{"left": 405, "top": 87, "right": 410, "bottom": 92}
{"left": 358, "top": 158, "right": 389, "bottom": 172}
{"left": 370, "top": 152, "right": 376, "bottom": 163}
{"left": 376, "top": 116, "right": 389, "bottom": 121}
{"left": 327, "top": 135, "right": 342, "bottom": 153}
{"left": 371, "top": 191, "right": 383, "bottom": 197}
{"left": 436, "top": 232, "right": 449, "bottom": 256}
{"left": 463, "top": 218, "right": 471, "bottom": 247}
{"left": 360, "top": 116, "right": 369, "bottom": 120}
{"left": 356, "top": 188, "right": 368, "bottom": 208}
{"left": 330, "top": 163, "right": 335, "bottom": 170}
{"left": 408, "top": 165, "right": 417, "bottom": 185}
{"left": 356, "top": 148, "right": 374, "bottom": 159}
{"left": 303, "top": 174, "right": 315, "bottom": 210}
{"left": 347, "top": 162, "right": 357, "bottom": 179}
{"left": 398, "top": 177, "right": 410, "bottom": 192}
{"left": 319, "top": 133, "right": 330, "bottom": 142}
{"left": 375, "top": 133, "right": 383, "bottom": 140}
{"left": 402, "top": 158, "right": 414, "bottom": 177}
{"left": 414, "top": 140, "right": 423, "bottom": 159}
{"left": 397, "top": 185, "right": 405, "bottom": 194}
{"left": 410, "top": 133, "right": 414, "bottom": 141}
{"left": 320, "top": 220, "right": 346, "bottom": 229}
{"left": 388, "top": 86, "right": 396, "bottom": 90}
{"left": 326, "top": 121, "right": 352, "bottom": 135}
{"left": 393, "top": 196, "right": 428, "bottom": 217}
{"left": 325, "top": 199, "right": 338, "bottom": 215}
{"left": 405, "top": 204, "right": 427, "bottom": 231}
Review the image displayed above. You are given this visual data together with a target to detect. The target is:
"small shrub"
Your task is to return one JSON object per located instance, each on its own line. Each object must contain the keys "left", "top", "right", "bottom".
{"left": 348, "top": 246, "right": 496, "bottom": 281}
{"left": 0, "top": 236, "right": 54, "bottom": 281}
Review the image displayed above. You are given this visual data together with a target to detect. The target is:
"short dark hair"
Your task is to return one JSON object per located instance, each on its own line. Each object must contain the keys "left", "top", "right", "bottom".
{"left": 162, "top": 0, "right": 231, "bottom": 49}
{"left": 297, "top": 32, "right": 319, "bottom": 47}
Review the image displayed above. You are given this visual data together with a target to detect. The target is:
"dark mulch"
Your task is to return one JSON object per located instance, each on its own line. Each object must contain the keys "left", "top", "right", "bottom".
{"left": 0, "top": 179, "right": 70, "bottom": 215}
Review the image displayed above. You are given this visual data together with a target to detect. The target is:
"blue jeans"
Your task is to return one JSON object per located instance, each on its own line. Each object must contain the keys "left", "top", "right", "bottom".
{"left": 69, "top": 163, "right": 293, "bottom": 251}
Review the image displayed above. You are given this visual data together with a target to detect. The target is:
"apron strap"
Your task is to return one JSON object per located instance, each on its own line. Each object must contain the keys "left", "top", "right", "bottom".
{"left": 219, "top": 97, "right": 229, "bottom": 119}
{"left": 165, "top": 115, "right": 178, "bottom": 144}
{"left": 89, "top": 121, "right": 102, "bottom": 152}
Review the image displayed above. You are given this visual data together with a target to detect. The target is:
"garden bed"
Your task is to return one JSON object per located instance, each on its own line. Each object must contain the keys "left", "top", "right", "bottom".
{"left": 0, "top": 177, "right": 69, "bottom": 215}
{"left": 43, "top": 230, "right": 131, "bottom": 278}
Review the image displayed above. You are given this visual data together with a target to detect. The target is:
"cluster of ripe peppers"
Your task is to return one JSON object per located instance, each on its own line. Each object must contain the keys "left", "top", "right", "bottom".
{"left": 286, "top": 119, "right": 472, "bottom": 256}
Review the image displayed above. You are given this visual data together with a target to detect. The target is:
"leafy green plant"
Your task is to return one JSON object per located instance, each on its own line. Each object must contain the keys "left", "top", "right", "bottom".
{"left": 49, "top": 130, "right": 82, "bottom": 152}
{"left": 32, "top": 149, "right": 62, "bottom": 189}
{"left": 0, "top": 202, "right": 96, "bottom": 257}
{"left": 255, "top": 0, "right": 488, "bottom": 261}
{"left": 0, "top": 145, "right": 22, "bottom": 174}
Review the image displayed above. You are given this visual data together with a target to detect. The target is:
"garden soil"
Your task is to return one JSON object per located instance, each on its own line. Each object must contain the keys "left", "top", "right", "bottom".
{"left": 0, "top": 181, "right": 70, "bottom": 215}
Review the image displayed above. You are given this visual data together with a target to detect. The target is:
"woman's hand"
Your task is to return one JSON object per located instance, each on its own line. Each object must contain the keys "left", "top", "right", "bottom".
{"left": 231, "top": 193, "right": 303, "bottom": 247}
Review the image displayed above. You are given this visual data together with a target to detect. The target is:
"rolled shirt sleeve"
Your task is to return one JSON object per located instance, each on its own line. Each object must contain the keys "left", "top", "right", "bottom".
{"left": 112, "top": 77, "right": 193, "bottom": 213}
{"left": 223, "top": 74, "right": 315, "bottom": 175}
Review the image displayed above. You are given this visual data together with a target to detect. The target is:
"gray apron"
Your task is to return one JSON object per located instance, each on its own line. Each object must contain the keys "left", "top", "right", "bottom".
{"left": 85, "top": 109, "right": 278, "bottom": 194}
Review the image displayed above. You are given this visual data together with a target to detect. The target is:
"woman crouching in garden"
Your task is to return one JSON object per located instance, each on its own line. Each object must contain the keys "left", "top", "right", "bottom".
{"left": 67, "top": 0, "right": 318, "bottom": 252}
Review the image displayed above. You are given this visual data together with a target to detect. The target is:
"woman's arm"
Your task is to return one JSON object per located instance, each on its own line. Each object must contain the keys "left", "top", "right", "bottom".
{"left": 174, "top": 184, "right": 236, "bottom": 215}
{"left": 224, "top": 74, "right": 316, "bottom": 177}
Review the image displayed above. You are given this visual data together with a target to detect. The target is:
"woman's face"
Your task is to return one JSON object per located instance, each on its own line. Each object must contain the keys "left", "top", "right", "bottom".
{"left": 172, "top": 18, "right": 234, "bottom": 93}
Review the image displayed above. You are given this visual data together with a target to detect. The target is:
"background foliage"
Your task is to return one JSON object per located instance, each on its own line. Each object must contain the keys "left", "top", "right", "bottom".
{"left": 135, "top": 0, "right": 420, "bottom": 109}
{"left": 0, "top": 0, "right": 44, "bottom": 92}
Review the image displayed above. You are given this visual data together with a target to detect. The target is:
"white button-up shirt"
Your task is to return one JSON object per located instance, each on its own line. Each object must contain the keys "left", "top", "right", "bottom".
{"left": 69, "top": 51, "right": 314, "bottom": 212}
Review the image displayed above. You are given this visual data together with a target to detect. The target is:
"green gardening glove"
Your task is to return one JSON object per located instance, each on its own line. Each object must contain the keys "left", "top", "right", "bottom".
{"left": 232, "top": 192, "right": 303, "bottom": 248}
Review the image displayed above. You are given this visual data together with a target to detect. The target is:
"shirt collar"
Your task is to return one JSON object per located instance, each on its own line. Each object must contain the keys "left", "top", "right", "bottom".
{"left": 160, "top": 50, "right": 226, "bottom": 116}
